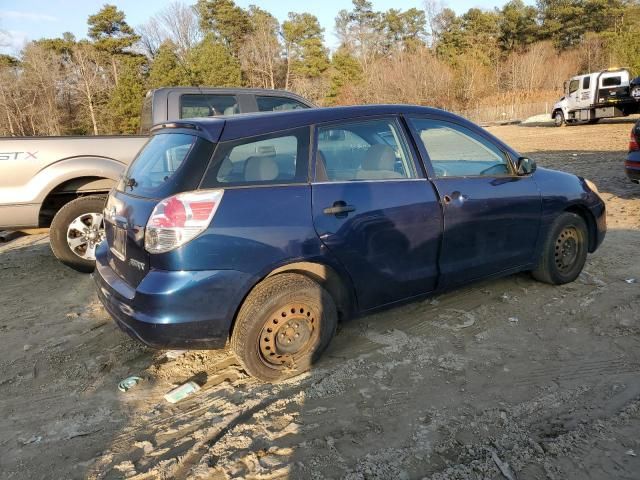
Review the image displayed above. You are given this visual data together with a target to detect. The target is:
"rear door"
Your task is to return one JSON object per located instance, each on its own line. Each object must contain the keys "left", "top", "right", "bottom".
{"left": 311, "top": 116, "right": 442, "bottom": 311}
{"left": 407, "top": 116, "right": 541, "bottom": 288}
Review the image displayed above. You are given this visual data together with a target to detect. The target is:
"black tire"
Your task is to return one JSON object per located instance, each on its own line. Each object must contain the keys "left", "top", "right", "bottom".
{"left": 231, "top": 273, "right": 337, "bottom": 382}
{"left": 588, "top": 118, "right": 600, "bottom": 124}
{"left": 553, "top": 111, "right": 565, "bottom": 127}
{"left": 532, "top": 212, "right": 588, "bottom": 285}
{"left": 49, "top": 195, "right": 107, "bottom": 273}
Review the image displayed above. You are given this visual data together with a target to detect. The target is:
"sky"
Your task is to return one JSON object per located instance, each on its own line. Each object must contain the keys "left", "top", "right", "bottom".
{"left": 0, "top": 0, "right": 531, "bottom": 56}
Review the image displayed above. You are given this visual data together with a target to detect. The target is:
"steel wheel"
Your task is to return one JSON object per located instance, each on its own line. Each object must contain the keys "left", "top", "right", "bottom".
{"left": 258, "top": 302, "right": 319, "bottom": 369}
{"left": 554, "top": 227, "right": 579, "bottom": 273}
{"left": 66, "top": 212, "right": 105, "bottom": 261}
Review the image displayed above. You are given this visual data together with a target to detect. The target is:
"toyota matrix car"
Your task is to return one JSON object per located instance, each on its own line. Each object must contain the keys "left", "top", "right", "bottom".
{"left": 94, "top": 105, "right": 606, "bottom": 382}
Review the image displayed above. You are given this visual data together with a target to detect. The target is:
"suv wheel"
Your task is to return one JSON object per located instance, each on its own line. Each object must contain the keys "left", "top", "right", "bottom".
{"left": 49, "top": 195, "right": 107, "bottom": 273}
{"left": 553, "top": 111, "right": 565, "bottom": 127}
{"left": 532, "top": 212, "right": 588, "bottom": 285}
{"left": 231, "top": 273, "right": 337, "bottom": 382}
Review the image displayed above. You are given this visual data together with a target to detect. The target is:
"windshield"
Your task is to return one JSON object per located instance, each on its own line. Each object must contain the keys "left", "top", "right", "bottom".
{"left": 118, "top": 133, "right": 214, "bottom": 198}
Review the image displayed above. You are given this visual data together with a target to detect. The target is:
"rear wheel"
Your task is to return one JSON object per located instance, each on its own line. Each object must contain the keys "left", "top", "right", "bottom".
{"left": 532, "top": 212, "right": 588, "bottom": 285}
{"left": 553, "top": 111, "right": 565, "bottom": 127}
{"left": 49, "top": 195, "right": 106, "bottom": 273}
{"left": 588, "top": 117, "right": 600, "bottom": 124}
{"left": 231, "top": 273, "right": 337, "bottom": 382}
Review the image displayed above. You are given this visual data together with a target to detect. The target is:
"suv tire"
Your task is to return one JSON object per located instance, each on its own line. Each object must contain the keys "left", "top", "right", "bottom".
{"left": 50, "top": 195, "right": 106, "bottom": 273}
{"left": 532, "top": 212, "right": 588, "bottom": 285}
{"left": 231, "top": 273, "right": 337, "bottom": 382}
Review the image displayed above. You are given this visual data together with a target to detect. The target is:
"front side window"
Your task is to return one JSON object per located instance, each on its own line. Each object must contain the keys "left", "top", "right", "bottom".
{"left": 256, "top": 96, "right": 309, "bottom": 112}
{"left": 409, "top": 118, "right": 511, "bottom": 177}
{"left": 569, "top": 80, "right": 580, "bottom": 94}
{"left": 315, "top": 118, "right": 416, "bottom": 182}
{"left": 180, "top": 94, "right": 238, "bottom": 118}
{"left": 201, "top": 128, "right": 309, "bottom": 187}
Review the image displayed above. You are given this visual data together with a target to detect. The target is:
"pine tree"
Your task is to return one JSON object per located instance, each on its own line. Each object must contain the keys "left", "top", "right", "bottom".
{"left": 87, "top": 4, "right": 139, "bottom": 85}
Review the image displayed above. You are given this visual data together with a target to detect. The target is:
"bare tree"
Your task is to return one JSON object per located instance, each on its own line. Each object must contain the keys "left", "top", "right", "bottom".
{"left": 69, "top": 43, "right": 106, "bottom": 135}
{"left": 138, "top": 2, "right": 201, "bottom": 60}
{"left": 239, "top": 14, "right": 282, "bottom": 89}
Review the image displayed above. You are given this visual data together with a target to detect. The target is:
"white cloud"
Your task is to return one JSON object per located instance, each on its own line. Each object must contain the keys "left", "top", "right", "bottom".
{"left": 0, "top": 10, "right": 58, "bottom": 22}
{"left": 0, "top": 30, "right": 29, "bottom": 55}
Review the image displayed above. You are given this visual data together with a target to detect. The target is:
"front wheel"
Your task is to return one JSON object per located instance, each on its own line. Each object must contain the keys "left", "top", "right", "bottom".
{"left": 553, "top": 111, "right": 565, "bottom": 127}
{"left": 231, "top": 273, "right": 337, "bottom": 382}
{"left": 49, "top": 195, "right": 107, "bottom": 273}
{"left": 532, "top": 212, "right": 588, "bottom": 285}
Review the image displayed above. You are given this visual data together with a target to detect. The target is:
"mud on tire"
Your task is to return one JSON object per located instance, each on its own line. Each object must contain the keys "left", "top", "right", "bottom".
{"left": 230, "top": 273, "right": 338, "bottom": 383}
{"left": 532, "top": 212, "right": 588, "bottom": 285}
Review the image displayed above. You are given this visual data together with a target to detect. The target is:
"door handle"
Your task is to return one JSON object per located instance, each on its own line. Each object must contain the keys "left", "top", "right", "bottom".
{"left": 323, "top": 201, "right": 356, "bottom": 217}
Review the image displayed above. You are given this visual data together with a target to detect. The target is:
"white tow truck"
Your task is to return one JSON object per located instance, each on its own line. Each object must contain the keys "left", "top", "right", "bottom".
{"left": 552, "top": 68, "right": 640, "bottom": 126}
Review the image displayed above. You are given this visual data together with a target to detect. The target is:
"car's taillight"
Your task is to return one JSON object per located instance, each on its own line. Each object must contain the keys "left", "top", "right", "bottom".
{"left": 629, "top": 131, "right": 639, "bottom": 151}
{"left": 145, "top": 190, "right": 223, "bottom": 253}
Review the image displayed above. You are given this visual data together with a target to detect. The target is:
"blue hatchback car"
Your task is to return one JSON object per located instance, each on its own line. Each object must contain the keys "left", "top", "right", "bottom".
{"left": 94, "top": 105, "right": 606, "bottom": 382}
{"left": 627, "top": 120, "right": 640, "bottom": 183}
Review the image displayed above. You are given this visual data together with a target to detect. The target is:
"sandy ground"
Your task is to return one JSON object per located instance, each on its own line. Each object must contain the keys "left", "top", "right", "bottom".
{"left": 1, "top": 119, "right": 640, "bottom": 480}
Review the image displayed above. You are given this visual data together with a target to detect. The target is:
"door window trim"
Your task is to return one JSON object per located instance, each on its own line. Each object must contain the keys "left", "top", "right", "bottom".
{"left": 310, "top": 114, "right": 425, "bottom": 183}
{"left": 404, "top": 114, "right": 518, "bottom": 180}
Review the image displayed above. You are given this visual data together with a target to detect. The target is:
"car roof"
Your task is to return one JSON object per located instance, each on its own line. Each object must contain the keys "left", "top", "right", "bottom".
{"left": 172, "top": 105, "right": 465, "bottom": 143}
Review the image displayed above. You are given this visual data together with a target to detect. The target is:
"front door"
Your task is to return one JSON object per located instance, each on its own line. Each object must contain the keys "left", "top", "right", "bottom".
{"left": 407, "top": 117, "right": 542, "bottom": 288}
{"left": 311, "top": 117, "right": 442, "bottom": 311}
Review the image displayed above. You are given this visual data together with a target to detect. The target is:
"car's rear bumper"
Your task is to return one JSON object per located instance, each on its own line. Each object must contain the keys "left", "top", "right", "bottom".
{"left": 625, "top": 155, "right": 640, "bottom": 183}
{"left": 93, "top": 246, "right": 253, "bottom": 349}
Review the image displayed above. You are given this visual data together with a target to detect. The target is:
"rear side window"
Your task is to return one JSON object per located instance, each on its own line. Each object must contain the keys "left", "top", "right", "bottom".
{"left": 119, "top": 133, "right": 214, "bottom": 198}
{"left": 180, "top": 94, "right": 238, "bottom": 118}
{"left": 602, "top": 76, "right": 622, "bottom": 87}
{"left": 315, "top": 118, "right": 416, "bottom": 182}
{"left": 139, "top": 96, "right": 153, "bottom": 134}
{"left": 583, "top": 76, "right": 591, "bottom": 89}
{"left": 409, "top": 118, "right": 511, "bottom": 177}
{"left": 256, "top": 96, "right": 309, "bottom": 112}
{"left": 201, "top": 127, "right": 310, "bottom": 187}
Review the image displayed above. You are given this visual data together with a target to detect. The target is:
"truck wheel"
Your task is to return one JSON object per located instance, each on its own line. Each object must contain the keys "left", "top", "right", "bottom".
{"left": 49, "top": 195, "right": 107, "bottom": 273}
{"left": 553, "top": 111, "right": 565, "bottom": 127}
{"left": 531, "top": 212, "right": 588, "bottom": 285}
{"left": 588, "top": 118, "right": 600, "bottom": 124}
{"left": 231, "top": 273, "right": 337, "bottom": 383}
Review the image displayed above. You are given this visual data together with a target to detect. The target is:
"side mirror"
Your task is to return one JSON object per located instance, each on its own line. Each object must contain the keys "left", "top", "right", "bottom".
{"left": 517, "top": 156, "right": 536, "bottom": 175}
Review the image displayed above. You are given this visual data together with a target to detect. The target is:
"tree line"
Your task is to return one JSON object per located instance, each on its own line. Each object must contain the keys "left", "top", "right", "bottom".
{"left": 1, "top": 0, "right": 639, "bottom": 136}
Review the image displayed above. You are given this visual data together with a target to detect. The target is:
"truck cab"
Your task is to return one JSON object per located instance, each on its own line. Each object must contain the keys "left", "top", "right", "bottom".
{"left": 553, "top": 68, "right": 638, "bottom": 126}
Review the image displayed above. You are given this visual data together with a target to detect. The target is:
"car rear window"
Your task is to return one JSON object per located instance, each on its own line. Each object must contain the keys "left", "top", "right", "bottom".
{"left": 201, "top": 127, "right": 310, "bottom": 187}
{"left": 180, "top": 94, "right": 238, "bottom": 118}
{"left": 118, "top": 133, "right": 214, "bottom": 198}
{"left": 602, "top": 76, "right": 622, "bottom": 87}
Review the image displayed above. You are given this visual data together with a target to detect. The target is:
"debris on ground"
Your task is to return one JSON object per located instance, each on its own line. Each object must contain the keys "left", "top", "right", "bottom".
{"left": 118, "top": 376, "right": 142, "bottom": 392}
{"left": 164, "top": 350, "right": 187, "bottom": 360}
{"left": 164, "top": 381, "right": 201, "bottom": 404}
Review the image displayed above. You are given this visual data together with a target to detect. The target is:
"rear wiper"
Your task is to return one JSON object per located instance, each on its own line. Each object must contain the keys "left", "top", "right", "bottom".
{"left": 125, "top": 177, "right": 138, "bottom": 191}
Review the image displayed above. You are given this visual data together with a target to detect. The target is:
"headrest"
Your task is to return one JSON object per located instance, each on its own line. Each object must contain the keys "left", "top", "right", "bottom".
{"left": 362, "top": 144, "right": 396, "bottom": 171}
{"left": 244, "top": 156, "right": 278, "bottom": 182}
